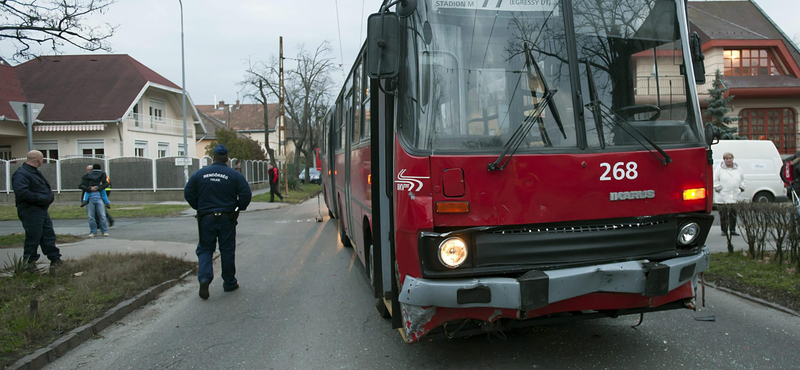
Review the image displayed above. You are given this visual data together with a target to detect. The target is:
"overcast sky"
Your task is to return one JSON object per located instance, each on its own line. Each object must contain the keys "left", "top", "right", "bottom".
{"left": 3, "top": 0, "right": 797, "bottom": 106}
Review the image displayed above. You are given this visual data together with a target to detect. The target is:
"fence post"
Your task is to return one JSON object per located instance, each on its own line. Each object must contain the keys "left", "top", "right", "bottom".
{"left": 105, "top": 157, "right": 110, "bottom": 179}
{"left": 6, "top": 160, "right": 10, "bottom": 194}
{"left": 56, "top": 159, "right": 61, "bottom": 194}
{"left": 152, "top": 158, "right": 157, "bottom": 192}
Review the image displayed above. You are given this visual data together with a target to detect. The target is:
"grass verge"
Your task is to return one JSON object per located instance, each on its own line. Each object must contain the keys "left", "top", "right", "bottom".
{"left": 0, "top": 234, "right": 84, "bottom": 249}
{"left": 705, "top": 252, "right": 800, "bottom": 313}
{"left": 252, "top": 184, "right": 321, "bottom": 204}
{"left": 0, "top": 252, "right": 194, "bottom": 367}
{"left": 0, "top": 204, "right": 190, "bottom": 221}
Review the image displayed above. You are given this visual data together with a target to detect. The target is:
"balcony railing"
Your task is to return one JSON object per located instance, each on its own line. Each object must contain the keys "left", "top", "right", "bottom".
{"left": 634, "top": 75, "right": 718, "bottom": 96}
{"left": 126, "top": 113, "right": 193, "bottom": 136}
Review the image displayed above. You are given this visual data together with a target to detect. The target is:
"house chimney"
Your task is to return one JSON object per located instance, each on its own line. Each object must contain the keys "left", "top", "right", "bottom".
{"left": 219, "top": 100, "right": 225, "bottom": 108}
{"left": 236, "top": 99, "right": 240, "bottom": 106}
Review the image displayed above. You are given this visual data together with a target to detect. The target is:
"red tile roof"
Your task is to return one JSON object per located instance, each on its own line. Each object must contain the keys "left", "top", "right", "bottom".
{"left": 0, "top": 64, "right": 27, "bottom": 119}
{"left": 197, "top": 102, "right": 299, "bottom": 138}
{"left": 1, "top": 54, "right": 181, "bottom": 122}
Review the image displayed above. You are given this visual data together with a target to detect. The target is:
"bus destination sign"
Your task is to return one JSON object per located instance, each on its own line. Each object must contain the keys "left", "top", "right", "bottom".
{"left": 433, "top": 0, "right": 558, "bottom": 12}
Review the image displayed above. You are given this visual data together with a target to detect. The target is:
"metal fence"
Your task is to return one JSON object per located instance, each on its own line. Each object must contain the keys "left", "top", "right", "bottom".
{"left": 1, "top": 156, "right": 271, "bottom": 193}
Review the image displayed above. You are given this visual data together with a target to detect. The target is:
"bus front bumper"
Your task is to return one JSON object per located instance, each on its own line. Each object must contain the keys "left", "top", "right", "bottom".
{"left": 398, "top": 246, "right": 710, "bottom": 311}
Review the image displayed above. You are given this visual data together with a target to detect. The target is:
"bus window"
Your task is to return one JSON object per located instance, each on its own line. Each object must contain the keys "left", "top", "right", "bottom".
{"left": 353, "top": 63, "right": 362, "bottom": 143}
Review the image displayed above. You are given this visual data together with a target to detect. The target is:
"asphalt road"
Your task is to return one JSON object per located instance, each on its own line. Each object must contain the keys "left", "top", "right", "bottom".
{"left": 40, "top": 201, "right": 800, "bottom": 370}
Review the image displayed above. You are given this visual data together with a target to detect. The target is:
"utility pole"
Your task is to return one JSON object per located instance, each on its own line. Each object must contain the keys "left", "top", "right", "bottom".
{"left": 279, "top": 36, "right": 289, "bottom": 196}
{"left": 179, "top": 0, "right": 189, "bottom": 185}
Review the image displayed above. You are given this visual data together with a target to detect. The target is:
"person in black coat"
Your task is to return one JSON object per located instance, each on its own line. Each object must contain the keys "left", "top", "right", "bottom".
{"left": 268, "top": 162, "right": 283, "bottom": 202}
{"left": 11, "top": 150, "right": 63, "bottom": 267}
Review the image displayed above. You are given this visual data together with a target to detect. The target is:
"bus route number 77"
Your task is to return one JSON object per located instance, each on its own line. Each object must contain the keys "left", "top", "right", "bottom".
{"left": 600, "top": 162, "right": 638, "bottom": 181}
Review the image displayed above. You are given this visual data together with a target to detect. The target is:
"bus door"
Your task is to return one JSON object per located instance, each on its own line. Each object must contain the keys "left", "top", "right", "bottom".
{"left": 344, "top": 86, "right": 355, "bottom": 243}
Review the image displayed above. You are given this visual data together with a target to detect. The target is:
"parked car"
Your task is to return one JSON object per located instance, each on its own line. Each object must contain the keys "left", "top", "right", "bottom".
{"left": 711, "top": 140, "right": 788, "bottom": 203}
{"left": 298, "top": 168, "right": 321, "bottom": 184}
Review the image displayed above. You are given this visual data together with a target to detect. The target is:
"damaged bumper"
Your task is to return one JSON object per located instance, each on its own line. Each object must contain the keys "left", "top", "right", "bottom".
{"left": 399, "top": 246, "right": 710, "bottom": 311}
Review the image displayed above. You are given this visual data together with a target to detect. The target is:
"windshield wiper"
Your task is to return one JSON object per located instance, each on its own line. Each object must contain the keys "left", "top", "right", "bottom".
{"left": 488, "top": 44, "right": 563, "bottom": 172}
{"left": 582, "top": 61, "right": 672, "bottom": 166}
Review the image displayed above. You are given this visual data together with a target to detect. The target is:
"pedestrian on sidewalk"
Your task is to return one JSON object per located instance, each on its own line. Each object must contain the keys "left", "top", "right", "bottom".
{"left": 79, "top": 164, "right": 110, "bottom": 237}
{"left": 268, "top": 162, "right": 283, "bottom": 202}
{"left": 78, "top": 166, "right": 114, "bottom": 227}
{"left": 11, "top": 150, "right": 63, "bottom": 268}
{"left": 184, "top": 144, "right": 252, "bottom": 299}
{"left": 714, "top": 152, "right": 746, "bottom": 236}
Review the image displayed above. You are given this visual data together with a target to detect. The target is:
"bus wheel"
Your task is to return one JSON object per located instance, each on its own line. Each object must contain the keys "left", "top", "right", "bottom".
{"left": 753, "top": 191, "right": 774, "bottom": 203}
{"left": 339, "top": 217, "right": 352, "bottom": 247}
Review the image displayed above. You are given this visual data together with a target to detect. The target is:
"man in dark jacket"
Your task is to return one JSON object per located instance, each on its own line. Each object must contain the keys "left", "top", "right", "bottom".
{"left": 12, "top": 150, "right": 62, "bottom": 267}
{"left": 79, "top": 164, "right": 110, "bottom": 237}
{"left": 184, "top": 145, "right": 252, "bottom": 299}
{"left": 268, "top": 163, "right": 283, "bottom": 202}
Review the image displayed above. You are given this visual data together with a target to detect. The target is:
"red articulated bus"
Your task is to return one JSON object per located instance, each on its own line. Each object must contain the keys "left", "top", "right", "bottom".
{"left": 321, "top": 0, "right": 715, "bottom": 343}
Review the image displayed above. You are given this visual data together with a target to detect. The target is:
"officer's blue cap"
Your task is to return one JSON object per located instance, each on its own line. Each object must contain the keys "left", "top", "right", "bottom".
{"left": 213, "top": 144, "right": 228, "bottom": 156}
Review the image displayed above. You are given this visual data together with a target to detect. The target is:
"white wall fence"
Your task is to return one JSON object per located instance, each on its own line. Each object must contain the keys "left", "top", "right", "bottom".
{"left": 0, "top": 156, "right": 271, "bottom": 193}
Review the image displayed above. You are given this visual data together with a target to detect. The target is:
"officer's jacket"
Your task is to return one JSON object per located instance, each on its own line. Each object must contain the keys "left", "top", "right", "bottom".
{"left": 12, "top": 163, "right": 54, "bottom": 209}
{"left": 184, "top": 162, "right": 252, "bottom": 216}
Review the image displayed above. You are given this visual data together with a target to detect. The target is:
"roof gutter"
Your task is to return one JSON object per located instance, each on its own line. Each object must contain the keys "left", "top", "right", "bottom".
{"left": 115, "top": 119, "right": 124, "bottom": 156}
{"left": 727, "top": 86, "right": 800, "bottom": 99}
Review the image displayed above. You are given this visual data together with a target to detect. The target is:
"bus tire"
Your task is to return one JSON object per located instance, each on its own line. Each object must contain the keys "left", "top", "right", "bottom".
{"left": 753, "top": 191, "right": 774, "bottom": 203}
{"left": 339, "top": 217, "right": 352, "bottom": 247}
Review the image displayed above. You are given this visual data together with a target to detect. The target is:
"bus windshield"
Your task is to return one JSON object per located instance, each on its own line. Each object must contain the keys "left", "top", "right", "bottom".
{"left": 398, "top": 0, "right": 702, "bottom": 153}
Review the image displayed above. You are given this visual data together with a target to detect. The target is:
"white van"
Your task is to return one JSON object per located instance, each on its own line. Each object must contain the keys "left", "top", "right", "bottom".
{"left": 711, "top": 140, "right": 788, "bottom": 203}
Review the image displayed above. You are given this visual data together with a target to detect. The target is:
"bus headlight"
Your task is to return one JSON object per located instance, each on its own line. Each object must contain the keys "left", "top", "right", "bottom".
{"left": 678, "top": 222, "right": 700, "bottom": 245}
{"left": 438, "top": 237, "right": 468, "bottom": 268}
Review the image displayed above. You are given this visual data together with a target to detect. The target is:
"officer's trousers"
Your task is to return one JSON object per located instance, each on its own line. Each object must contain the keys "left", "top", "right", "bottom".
{"left": 196, "top": 214, "right": 237, "bottom": 289}
{"left": 17, "top": 205, "right": 61, "bottom": 263}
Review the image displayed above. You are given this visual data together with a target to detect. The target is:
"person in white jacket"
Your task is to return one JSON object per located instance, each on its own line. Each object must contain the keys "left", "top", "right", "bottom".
{"left": 714, "top": 152, "right": 746, "bottom": 236}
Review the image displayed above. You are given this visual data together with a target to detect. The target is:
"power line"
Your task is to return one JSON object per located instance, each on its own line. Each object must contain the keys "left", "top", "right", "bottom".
{"left": 334, "top": 0, "right": 346, "bottom": 78}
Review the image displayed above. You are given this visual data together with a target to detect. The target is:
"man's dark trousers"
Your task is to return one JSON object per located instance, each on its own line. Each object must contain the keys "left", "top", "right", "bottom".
{"left": 196, "top": 214, "right": 237, "bottom": 290}
{"left": 18, "top": 206, "right": 61, "bottom": 263}
{"left": 270, "top": 183, "right": 283, "bottom": 202}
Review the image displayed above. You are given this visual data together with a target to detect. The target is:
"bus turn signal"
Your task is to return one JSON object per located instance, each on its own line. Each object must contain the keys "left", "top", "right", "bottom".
{"left": 436, "top": 201, "right": 469, "bottom": 213}
{"left": 682, "top": 188, "right": 706, "bottom": 201}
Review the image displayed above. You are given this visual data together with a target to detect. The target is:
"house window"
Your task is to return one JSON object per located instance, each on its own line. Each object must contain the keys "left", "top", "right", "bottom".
{"left": 724, "top": 49, "right": 784, "bottom": 76}
{"left": 0, "top": 145, "right": 11, "bottom": 160}
{"left": 78, "top": 139, "right": 105, "bottom": 158}
{"left": 149, "top": 99, "right": 165, "bottom": 127}
{"left": 177, "top": 143, "right": 185, "bottom": 157}
{"left": 158, "top": 142, "right": 170, "bottom": 158}
{"left": 133, "top": 102, "right": 141, "bottom": 127}
{"left": 33, "top": 140, "right": 58, "bottom": 160}
{"left": 134, "top": 140, "right": 149, "bottom": 157}
{"left": 739, "top": 108, "right": 797, "bottom": 154}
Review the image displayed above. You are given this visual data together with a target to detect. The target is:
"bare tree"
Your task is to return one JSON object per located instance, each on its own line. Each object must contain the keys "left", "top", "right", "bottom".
{"left": 284, "top": 42, "right": 335, "bottom": 184}
{"left": 241, "top": 62, "right": 279, "bottom": 165}
{"left": 1, "top": 0, "right": 117, "bottom": 61}
{"left": 241, "top": 41, "right": 335, "bottom": 184}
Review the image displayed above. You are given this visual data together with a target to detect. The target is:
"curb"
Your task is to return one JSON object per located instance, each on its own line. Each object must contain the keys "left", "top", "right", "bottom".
{"left": 705, "top": 281, "right": 800, "bottom": 318}
{"left": 7, "top": 268, "right": 195, "bottom": 370}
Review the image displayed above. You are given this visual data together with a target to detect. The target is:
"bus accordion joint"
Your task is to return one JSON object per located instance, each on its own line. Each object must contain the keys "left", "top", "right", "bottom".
{"left": 436, "top": 201, "right": 469, "bottom": 213}
{"left": 682, "top": 188, "right": 706, "bottom": 201}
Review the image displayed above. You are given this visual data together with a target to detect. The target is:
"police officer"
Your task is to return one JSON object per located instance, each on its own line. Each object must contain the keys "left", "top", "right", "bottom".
{"left": 184, "top": 144, "right": 252, "bottom": 299}
{"left": 12, "top": 150, "right": 63, "bottom": 268}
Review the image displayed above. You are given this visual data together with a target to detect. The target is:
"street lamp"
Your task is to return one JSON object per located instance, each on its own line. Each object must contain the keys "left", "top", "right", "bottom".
{"left": 179, "top": 0, "right": 189, "bottom": 185}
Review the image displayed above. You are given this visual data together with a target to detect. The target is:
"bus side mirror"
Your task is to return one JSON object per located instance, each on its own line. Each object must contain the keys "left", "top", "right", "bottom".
{"left": 705, "top": 123, "right": 719, "bottom": 146}
{"left": 367, "top": 12, "right": 401, "bottom": 79}
{"left": 690, "top": 32, "right": 706, "bottom": 85}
